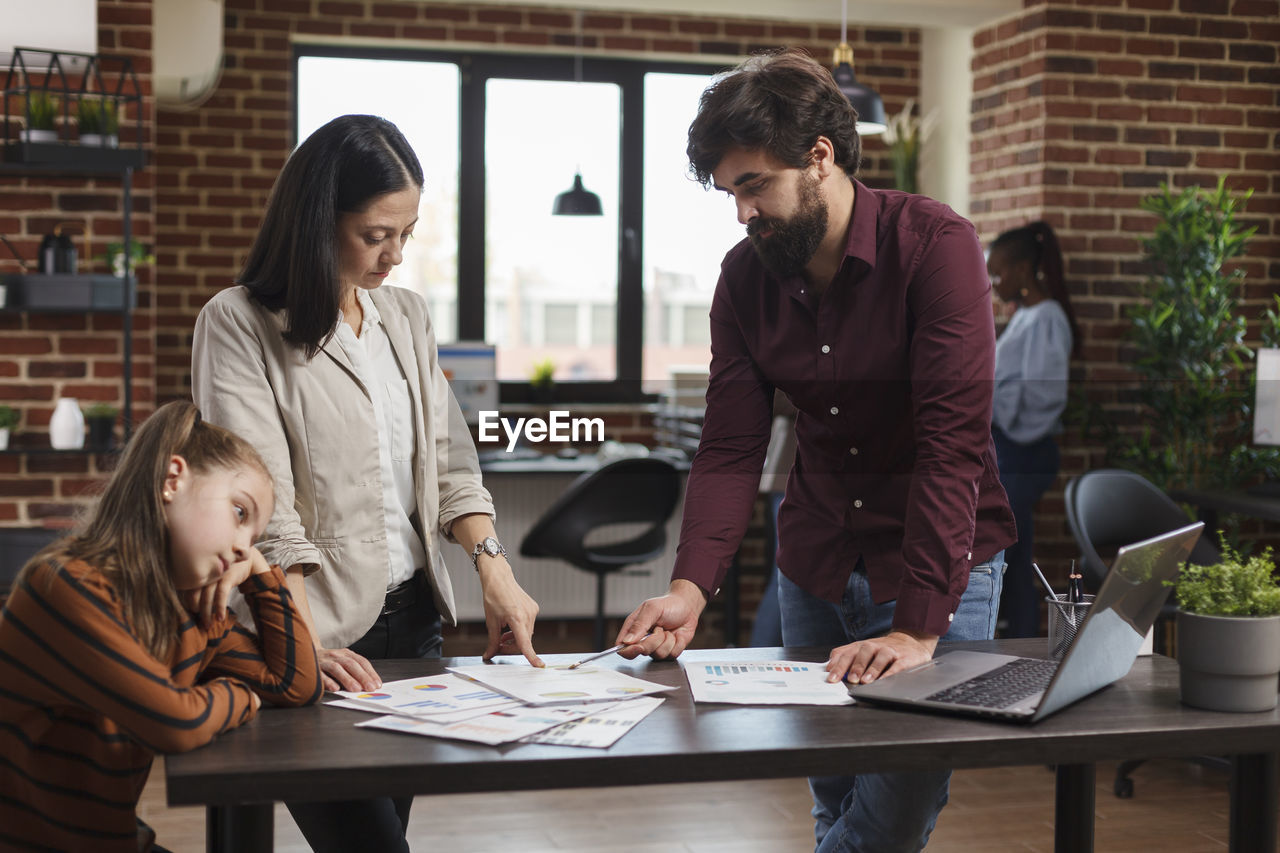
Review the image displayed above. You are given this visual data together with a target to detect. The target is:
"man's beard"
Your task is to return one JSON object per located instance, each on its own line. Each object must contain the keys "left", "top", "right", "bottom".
{"left": 746, "top": 172, "right": 828, "bottom": 279}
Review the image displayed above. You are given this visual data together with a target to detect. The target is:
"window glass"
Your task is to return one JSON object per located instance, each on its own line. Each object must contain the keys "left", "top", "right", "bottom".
{"left": 641, "top": 72, "right": 744, "bottom": 391}
{"left": 295, "top": 56, "right": 460, "bottom": 341}
{"left": 485, "top": 77, "right": 621, "bottom": 383}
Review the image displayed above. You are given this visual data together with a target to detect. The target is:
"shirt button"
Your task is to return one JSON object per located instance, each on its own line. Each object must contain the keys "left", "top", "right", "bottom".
{"left": 853, "top": 499, "right": 863, "bottom": 508}
{"left": 821, "top": 345, "right": 831, "bottom": 354}
{"left": 948, "top": 613, "right": 955, "bottom": 622}
{"left": 849, "top": 447, "right": 858, "bottom": 456}
{"left": 967, "top": 551, "right": 972, "bottom": 561}
{"left": 830, "top": 406, "right": 839, "bottom": 415}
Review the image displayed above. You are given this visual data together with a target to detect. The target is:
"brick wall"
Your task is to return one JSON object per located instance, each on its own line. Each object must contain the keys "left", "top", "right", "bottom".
{"left": 969, "top": 0, "right": 1280, "bottom": 589}
{"left": 0, "top": 0, "right": 156, "bottom": 527}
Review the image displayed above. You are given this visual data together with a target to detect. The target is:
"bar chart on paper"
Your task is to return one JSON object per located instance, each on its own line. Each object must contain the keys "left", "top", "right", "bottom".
{"left": 684, "top": 660, "right": 855, "bottom": 705}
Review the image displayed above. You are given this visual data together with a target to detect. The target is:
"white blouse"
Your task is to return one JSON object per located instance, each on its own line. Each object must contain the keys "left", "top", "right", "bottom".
{"left": 333, "top": 288, "right": 427, "bottom": 589}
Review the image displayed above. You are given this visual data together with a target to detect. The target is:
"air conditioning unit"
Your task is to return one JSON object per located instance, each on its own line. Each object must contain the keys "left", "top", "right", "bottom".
{"left": 155, "top": 0, "right": 223, "bottom": 109}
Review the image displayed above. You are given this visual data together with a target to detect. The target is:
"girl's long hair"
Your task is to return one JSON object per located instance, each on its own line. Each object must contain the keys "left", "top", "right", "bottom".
{"left": 19, "top": 401, "right": 270, "bottom": 660}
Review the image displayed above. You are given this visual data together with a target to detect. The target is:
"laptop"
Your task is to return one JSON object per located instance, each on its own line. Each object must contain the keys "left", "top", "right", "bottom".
{"left": 846, "top": 521, "right": 1204, "bottom": 723}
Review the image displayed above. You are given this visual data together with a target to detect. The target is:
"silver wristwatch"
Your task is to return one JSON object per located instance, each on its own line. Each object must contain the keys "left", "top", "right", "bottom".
{"left": 470, "top": 535, "right": 507, "bottom": 568}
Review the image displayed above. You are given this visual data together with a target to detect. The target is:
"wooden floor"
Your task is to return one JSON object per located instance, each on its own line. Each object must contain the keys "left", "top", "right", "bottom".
{"left": 139, "top": 756, "right": 1235, "bottom": 852}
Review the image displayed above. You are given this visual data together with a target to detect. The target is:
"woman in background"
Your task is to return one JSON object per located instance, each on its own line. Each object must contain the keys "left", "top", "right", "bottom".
{"left": 989, "top": 221, "right": 1079, "bottom": 638}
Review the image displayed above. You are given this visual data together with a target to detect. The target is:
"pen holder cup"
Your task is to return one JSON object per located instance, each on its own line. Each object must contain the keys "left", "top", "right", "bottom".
{"left": 1046, "top": 594, "right": 1095, "bottom": 660}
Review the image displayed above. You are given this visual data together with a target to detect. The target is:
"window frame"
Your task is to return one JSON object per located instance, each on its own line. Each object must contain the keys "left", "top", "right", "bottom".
{"left": 293, "top": 44, "right": 729, "bottom": 404}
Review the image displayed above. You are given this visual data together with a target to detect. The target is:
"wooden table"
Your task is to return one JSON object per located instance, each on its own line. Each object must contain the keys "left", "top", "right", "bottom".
{"left": 165, "top": 641, "right": 1280, "bottom": 853}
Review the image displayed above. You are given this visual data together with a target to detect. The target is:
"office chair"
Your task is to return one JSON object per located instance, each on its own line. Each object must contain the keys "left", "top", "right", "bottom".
{"left": 1063, "top": 467, "right": 1225, "bottom": 798}
{"left": 520, "top": 456, "right": 682, "bottom": 650}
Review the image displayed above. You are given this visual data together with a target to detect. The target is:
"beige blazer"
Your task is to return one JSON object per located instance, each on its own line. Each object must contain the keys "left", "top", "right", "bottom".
{"left": 191, "top": 285, "right": 494, "bottom": 648}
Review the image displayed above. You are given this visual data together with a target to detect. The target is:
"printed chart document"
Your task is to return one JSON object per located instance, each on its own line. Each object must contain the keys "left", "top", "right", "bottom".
{"left": 357, "top": 702, "right": 602, "bottom": 746}
{"left": 521, "top": 696, "right": 664, "bottom": 748}
{"left": 333, "top": 674, "right": 514, "bottom": 720}
{"left": 684, "top": 660, "right": 855, "bottom": 706}
{"left": 447, "top": 661, "right": 675, "bottom": 706}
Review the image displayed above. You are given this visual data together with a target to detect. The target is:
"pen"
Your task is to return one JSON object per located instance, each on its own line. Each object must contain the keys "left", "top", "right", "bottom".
{"left": 566, "top": 633, "right": 654, "bottom": 670}
{"left": 1032, "top": 562, "right": 1074, "bottom": 624}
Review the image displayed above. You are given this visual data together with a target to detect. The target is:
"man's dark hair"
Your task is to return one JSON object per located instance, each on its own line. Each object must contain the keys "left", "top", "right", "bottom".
{"left": 687, "top": 48, "right": 862, "bottom": 188}
{"left": 238, "top": 114, "right": 425, "bottom": 357}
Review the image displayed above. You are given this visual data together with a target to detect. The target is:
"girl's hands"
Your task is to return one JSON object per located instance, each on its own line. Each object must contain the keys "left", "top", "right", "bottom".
{"left": 183, "top": 546, "right": 271, "bottom": 630}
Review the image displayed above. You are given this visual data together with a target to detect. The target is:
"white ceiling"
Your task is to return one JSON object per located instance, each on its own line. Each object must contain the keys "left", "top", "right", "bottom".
{"left": 414, "top": 1, "right": 1021, "bottom": 29}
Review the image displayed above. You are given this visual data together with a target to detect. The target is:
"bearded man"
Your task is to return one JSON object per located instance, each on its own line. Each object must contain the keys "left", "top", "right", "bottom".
{"left": 617, "top": 49, "right": 1017, "bottom": 853}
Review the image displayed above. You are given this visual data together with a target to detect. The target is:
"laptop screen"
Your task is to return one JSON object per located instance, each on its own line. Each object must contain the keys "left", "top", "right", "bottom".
{"left": 1036, "top": 521, "right": 1203, "bottom": 719}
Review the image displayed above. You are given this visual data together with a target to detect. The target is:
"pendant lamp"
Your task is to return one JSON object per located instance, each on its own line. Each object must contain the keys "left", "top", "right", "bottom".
{"left": 553, "top": 11, "right": 604, "bottom": 216}
{"left": 832, "top": 0, "right": 886, "bottom": 135}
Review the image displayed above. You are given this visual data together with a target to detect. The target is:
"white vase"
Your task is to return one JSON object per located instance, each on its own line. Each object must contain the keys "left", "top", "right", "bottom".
{"left": 49, "top": 398, "right": 85, "bottom": 450}
{"left": 20, "top": 128, "right": 58, "bottom": 143}
{"left": 79, "top": 133, "right": 118, "bottom": 148}
{"left": 0, "top": 428, "right": 9, "bottom": 450}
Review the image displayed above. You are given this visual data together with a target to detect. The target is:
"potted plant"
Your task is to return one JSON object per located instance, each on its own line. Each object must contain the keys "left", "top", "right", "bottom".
{"left": 881, "top": 98, "right": 934, "bottom": 195}
{"left": 21, "top": 91, "right": 59, "bottom": 143}
{"left": 1078, "top": 178, "right": 1280, "bottom": 520}
{"left": 0, "top": 405, "right": 18, "bottom": 450}
{"left": 97, "top": 239, "right": 154, "bottom": 278}
{"left": 530, "top": 358, "right": 556, "bottom": 404}
{"left": 76, "top": 98, "right": 119, "bottom": 148}
{"left": 82, "top": 403, "right": 119, "bottom": 451}
{"left": 1171, "top": 537, "right": 1280, "bottom": 712}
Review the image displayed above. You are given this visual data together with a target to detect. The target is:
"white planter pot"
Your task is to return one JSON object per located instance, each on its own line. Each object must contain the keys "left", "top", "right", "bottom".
{"left": 49, "top": 397, "right": 85, "bottom": 450}
{"left": 0, "top": 427, "right": 9, "bottom": 450}
{"left": 79, "top": 133, "right": 118, "bottom": 148}
{"left": 1177, "top": 610, "right": 1280, "bottom": 712}
{"left": 20, "top": 128, "right": 58, "bottom": 143}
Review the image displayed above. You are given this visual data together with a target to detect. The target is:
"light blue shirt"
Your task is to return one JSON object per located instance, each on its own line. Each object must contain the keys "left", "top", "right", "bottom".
{"left": 993, "top": 299, "right": 1072, "bottom": 444}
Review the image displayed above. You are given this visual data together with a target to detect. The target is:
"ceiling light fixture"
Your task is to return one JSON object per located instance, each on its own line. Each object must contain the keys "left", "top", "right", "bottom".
{"left": 831, "top": 0, "right": 886, "bottom": 135}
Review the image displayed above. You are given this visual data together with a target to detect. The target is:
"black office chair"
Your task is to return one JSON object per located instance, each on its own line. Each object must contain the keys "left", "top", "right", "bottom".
{"left": 520, "top": 456, "right": 682, "bottom": 650}
{"left": 1063, "top": 467, "right": 1225, "bottom": 798}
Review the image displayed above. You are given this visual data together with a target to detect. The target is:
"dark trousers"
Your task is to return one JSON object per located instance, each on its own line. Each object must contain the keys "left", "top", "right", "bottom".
{"left": 286, "top": 573, "right": 442, "bottom": 853}
{"left": 993, "top": 427, "right": 1060, "bottom": 638}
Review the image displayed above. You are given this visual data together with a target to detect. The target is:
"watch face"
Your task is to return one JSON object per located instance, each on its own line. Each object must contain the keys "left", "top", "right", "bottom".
{"left": 483, "top": 537, "right": 502, "bottom": 556}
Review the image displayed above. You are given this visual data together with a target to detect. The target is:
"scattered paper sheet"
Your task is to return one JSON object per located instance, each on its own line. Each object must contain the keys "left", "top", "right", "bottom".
{"left": 334, "top": 673, "right": 516, "bottom": 718}
{"left": 521, "top": 696, "right": 664, "bottom": 748}
{"left": 448, "top": 661, "right": 675, "bottom": 706}
{"left": 684, "top": 660, "right": 855, "bottom": 705}
{"left": 327, "top": 697, "right": 522, "bottom": 724}
{"left": 356, "top": 702, "right": 608, "bottom": 745}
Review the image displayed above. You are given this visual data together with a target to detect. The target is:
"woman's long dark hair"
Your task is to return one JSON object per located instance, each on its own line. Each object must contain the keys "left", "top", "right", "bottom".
{"left": 238, "top": 115, "right": 425, "bottom": 357}
{"left": 991, "top": 220, "right": 1081, "bottom": 357}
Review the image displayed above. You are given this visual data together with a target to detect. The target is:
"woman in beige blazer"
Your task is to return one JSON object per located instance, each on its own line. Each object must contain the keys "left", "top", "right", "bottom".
{"left": 191, "top": 115, "right": 541, "bottom": 853}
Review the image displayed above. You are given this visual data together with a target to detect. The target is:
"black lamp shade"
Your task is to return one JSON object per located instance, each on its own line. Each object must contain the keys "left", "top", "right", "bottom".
{"left": 552, "top": 173, "right": 603, "bottom": 216}
{"left": 832, "top": 62, "right": 886, "bottom": 135}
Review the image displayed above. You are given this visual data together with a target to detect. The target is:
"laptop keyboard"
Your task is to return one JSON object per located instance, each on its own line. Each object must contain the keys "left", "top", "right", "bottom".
{"left": 925, "top": 658, "right": 1060, "bottom": 709}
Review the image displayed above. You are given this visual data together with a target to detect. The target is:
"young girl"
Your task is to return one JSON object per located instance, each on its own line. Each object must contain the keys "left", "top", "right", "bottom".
{"left": 0, "top": 401, "right": 321, "bottom": 852}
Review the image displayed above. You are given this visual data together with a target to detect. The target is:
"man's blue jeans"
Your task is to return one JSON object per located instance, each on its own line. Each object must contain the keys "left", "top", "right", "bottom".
{"left": 778, "top": 552, "right": 1006, "bottom": 853}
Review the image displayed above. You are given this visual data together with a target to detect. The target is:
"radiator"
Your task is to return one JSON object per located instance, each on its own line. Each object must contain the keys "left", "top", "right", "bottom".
{"left": 443, "top": 471, "right": 685, "bottom": 621}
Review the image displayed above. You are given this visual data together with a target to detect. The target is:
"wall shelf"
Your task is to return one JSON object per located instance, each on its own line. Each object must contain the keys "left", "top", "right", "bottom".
{"left": 1, "top": 273, "right": 135, "bottom": 311}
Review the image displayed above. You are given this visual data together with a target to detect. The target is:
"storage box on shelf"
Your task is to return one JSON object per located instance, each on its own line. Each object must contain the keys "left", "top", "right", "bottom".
{"left": 0, "top": 274, "right": 136, "bottom": 311}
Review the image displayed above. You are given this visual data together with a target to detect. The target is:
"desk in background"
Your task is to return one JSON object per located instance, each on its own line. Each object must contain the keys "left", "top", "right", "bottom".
{"left": 448, "top": 453, "right": 688, "bottom": 622}
{"left": 1169, "top": 487, "right": 1280, "bottom": 533}
{"left": 167, "top": 640, "right": 1279, "bottom": 853}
